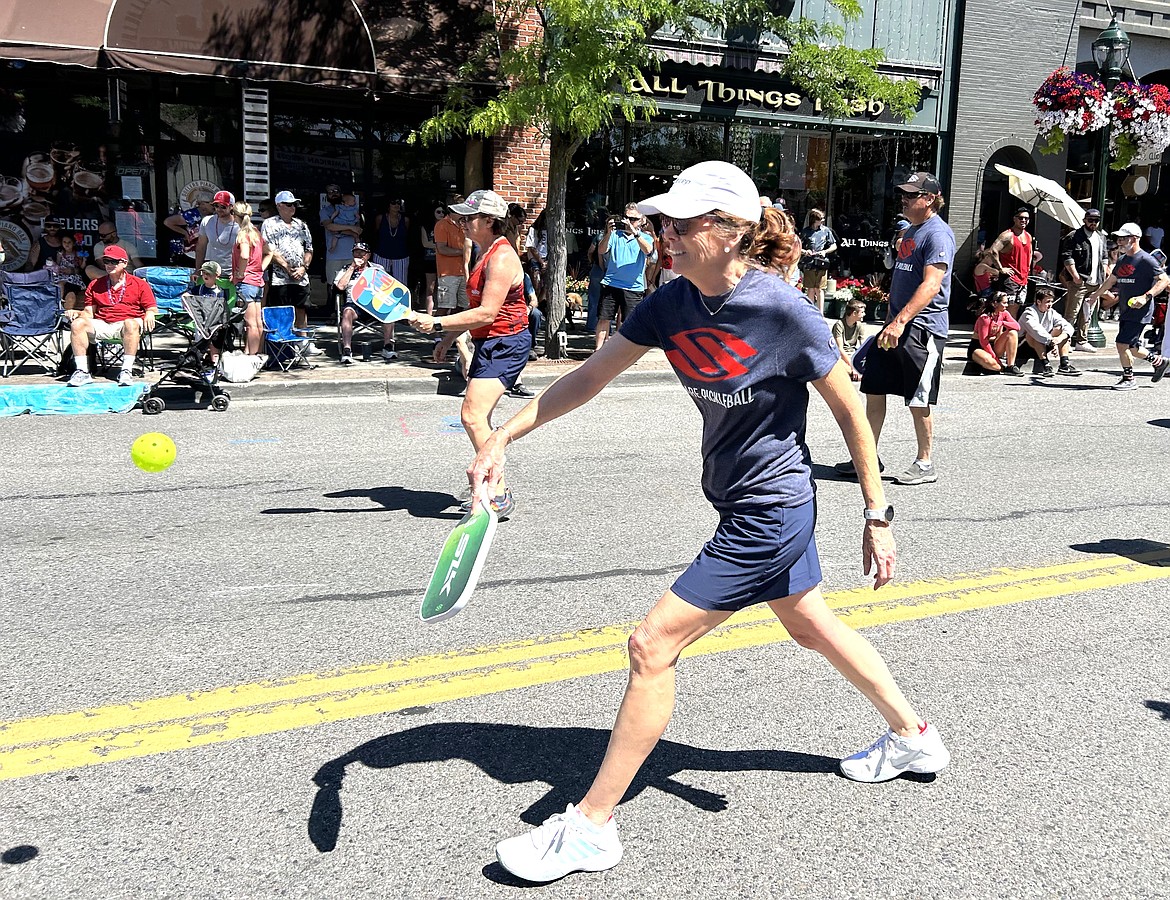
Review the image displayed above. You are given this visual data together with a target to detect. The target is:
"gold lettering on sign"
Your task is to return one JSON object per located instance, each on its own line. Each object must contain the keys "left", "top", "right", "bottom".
{"left": 640, "top": 74, "right": 882, "bottom": 117}
{"left": 629, "top": 72, "right": 653, "bottom": 94}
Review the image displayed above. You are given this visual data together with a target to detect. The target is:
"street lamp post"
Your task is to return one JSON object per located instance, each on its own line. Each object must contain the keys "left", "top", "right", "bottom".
{"left": 1088, "top": 15, "right": 1131, "bottom": 347}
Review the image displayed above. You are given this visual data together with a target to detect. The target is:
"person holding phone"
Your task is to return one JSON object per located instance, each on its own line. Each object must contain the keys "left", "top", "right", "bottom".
{"left": 594, "top": 203, "right": 657, "bottom": 352}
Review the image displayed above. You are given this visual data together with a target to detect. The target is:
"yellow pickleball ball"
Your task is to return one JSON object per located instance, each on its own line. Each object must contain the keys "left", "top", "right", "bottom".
{"left": 131, "top": 433, "right": 177, "bottom": 473}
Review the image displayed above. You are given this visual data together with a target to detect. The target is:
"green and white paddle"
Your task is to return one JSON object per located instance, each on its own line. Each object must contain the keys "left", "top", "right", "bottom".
{"left": 420, "top": 501, "right": 499, "bottom": 622}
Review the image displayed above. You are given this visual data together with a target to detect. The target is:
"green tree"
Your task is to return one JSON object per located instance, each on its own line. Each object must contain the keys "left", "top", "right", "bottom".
{"left": 413, "top": 0, "right": 920, "bottom": 357}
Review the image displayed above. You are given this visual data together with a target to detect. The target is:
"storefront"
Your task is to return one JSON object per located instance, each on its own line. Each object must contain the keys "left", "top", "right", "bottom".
{"left": 561, "top": 62, "right": 945, "bottom": 280}
{"left": 0, "top": 0, "right": 493, "bottom": 297}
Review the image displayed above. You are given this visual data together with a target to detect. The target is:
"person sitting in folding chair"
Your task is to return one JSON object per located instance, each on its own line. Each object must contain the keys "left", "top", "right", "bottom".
{"left": 66, "top": 244, "right": 156, "bottom": 387}
{"left": 334, "top": 242, "right": 397, "bottom": 366}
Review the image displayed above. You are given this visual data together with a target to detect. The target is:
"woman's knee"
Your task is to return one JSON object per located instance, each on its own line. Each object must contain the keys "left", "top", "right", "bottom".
{"left": 626, "top": 623, "right": 677, "bottom": 675}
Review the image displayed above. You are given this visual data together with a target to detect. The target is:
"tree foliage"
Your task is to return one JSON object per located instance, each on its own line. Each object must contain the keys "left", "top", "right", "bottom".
{"left": 412, "top": 0, "right": 923, "bottom": 357}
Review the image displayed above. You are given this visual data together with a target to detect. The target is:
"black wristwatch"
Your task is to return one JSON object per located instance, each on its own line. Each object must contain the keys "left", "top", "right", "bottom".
{"left": 432, "top": 319, "right": 444, "bottom": 334}
{"left": 863, "top": 505, "right": 895, "bottom": 524}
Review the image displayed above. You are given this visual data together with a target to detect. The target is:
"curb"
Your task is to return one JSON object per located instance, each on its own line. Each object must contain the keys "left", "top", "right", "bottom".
{"left": 225, "top": 362, "right": 678, "bottom": 401}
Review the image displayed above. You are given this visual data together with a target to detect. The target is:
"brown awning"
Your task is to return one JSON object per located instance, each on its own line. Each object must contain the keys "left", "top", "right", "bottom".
{"left": 0, "top": 0, "right": 109, "bottom": 68}
{"left": 0, "top": 0, "right": 495, "bottom": 97}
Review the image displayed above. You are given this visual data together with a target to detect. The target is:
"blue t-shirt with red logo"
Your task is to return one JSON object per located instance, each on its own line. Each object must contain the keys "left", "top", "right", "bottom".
{"left": 620, "top": 268, "right": 839, "bottom": 512}
{"left": 1114, "top": 250, "right": 1165, "bottom": 324}
{"left": 889, "top": 213, "right": 955, "bottom": 338}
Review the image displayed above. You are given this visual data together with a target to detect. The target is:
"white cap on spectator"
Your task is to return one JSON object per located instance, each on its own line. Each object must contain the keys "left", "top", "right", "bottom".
{"left": 637, "top": 161, "right": 762, "bottom": 224}
{"left": 1112, "top": 222, "right": 1142, "bottom": 237}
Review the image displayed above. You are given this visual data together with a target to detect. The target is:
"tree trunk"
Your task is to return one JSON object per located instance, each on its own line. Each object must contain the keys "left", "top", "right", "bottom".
{"left": 543, "top": 131, "right": 580, "bottom": 359}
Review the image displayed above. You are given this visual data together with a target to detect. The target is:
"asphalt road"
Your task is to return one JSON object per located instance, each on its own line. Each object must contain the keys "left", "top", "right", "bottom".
{"left": 1, "top": 361, "right": 1168, "bottom": 899}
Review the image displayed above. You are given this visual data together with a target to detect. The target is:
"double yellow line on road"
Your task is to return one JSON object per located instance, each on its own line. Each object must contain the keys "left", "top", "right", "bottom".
{"left": 2, "top": 551, "right": 1168, "bottom": 781}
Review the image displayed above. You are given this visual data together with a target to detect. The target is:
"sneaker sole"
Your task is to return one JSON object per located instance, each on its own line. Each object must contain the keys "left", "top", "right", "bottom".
{"left": 496, "top": 845, "right": 623, "bottom": 883}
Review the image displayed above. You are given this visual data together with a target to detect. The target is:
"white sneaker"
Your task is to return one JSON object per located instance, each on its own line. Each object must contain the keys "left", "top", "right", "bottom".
{"left": 382, "top": 348, "right": 398, "bottom": 361}
{"left": 67, "top": 370, "right": 93, "bottom": 387}
{"left": 496, "top": 804, "right": 623, "bottom": 883}
{"left": 839, "top": 722, "right": 951, "bottom": 783}
{"left": 339, "top": 354, "right": 355, "bottom": 366}
{"left": 305, "top": 342, "right": 324, "bottom": 356}
{"left": 117, "top": 370, "right": 135, "bottom": 387}
{"left": 1073, "top": 342, "right": 1098, "bottom": 353}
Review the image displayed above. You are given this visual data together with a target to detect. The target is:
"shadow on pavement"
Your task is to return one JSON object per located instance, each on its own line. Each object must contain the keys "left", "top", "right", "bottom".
{"left": 261, "top": 485, "right": 461, "bottom": 519}
{"left": 1145, "top": 700, "right": 1170, "bottom": 721}
{"left": 1069, "top": 538, "right": 1170, "bottom": 565}
{"left": 307, "top": 722, "right": 838, "bottom": 853}
{"left": 0, "top": 846, "right": 39, "bottom": 864}
{"left": 1148, "top": 418, "right": 1170, "bottom": 429}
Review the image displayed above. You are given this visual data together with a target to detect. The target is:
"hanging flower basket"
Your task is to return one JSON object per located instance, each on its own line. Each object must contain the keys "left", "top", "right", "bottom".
{"left": 1033, "top": 68, "right": 1111, "bottom": 155}
{"left": 1108, "top": 82, "right": 1170, "bottom": 169}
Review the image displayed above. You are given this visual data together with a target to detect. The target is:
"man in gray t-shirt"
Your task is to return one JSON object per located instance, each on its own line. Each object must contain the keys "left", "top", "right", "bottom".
{"left": 837, "top": 172, "right": 954, "bottom": 486}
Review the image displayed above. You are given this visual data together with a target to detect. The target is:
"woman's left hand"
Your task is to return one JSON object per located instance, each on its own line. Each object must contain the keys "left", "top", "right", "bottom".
{"left": 862, "top": 523, "right": 896, "bottom": 588}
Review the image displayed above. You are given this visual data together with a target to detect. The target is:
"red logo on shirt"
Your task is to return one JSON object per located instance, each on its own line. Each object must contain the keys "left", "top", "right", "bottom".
{"left": 1115, "top": 262, "right": 1135, "bottom": 277}
{"left": 666, "top": 328, "right": 757, "bottom": 381}
{"left": 899, "top": 238, "right": 916, "bottom": 259}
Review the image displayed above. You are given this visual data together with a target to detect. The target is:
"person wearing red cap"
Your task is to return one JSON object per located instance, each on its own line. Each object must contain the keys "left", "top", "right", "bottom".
{"left": 65, "top": 244, "right": 157, "bottom": 387}
{"left": 194, "top": 190, "right": 240, "bottom": 278}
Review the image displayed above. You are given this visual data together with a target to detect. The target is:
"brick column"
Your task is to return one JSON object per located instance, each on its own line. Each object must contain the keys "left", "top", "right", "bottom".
{"left": 491, "top": 3, "right": 549, "bottom": 214}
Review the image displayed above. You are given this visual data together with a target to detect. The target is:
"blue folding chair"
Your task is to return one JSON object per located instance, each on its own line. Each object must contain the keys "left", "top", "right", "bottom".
{"left": 0, "top": 270, "right": 63, "bottom": 377}
{"left": 262, "top": 306, "right": 316, "bottom": 371}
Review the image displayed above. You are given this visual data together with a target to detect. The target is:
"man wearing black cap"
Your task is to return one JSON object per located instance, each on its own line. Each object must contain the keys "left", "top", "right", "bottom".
{"left": 837, "top": 172, "right": 953, "bottom": 486}
{"left": 1058, "top": 208, "right": 1108, "bottom": 350}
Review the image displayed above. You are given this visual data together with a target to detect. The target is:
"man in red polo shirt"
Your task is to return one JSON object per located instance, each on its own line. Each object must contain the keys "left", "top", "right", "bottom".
{"left": 66, "top": 244, "right": 157, "bottom": 387}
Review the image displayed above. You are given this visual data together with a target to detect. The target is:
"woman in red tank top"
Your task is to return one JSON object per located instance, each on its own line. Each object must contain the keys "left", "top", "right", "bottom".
{"left": 230, "top": 202, "right": 266, "bottom": 354}
{"left": 408, "top": 190, "right": 532, "bottom": 518}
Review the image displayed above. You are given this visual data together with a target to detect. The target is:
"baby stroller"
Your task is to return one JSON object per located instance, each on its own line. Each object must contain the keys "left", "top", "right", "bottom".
{"left": 141, "top": 288, "right": 234, "bottom": 414}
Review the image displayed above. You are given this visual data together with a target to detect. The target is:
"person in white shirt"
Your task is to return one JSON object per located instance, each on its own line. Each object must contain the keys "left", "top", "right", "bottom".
{"left": 1146, "top": 219, "right": 1164, "bottom": 251}
{"left": 1020, "top": 287, "right": 1080, "bottom": 377}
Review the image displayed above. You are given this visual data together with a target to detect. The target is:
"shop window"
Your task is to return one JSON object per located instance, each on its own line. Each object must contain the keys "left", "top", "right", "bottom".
{"left": 752, "top": 129, "right": 831, "bottom": 225}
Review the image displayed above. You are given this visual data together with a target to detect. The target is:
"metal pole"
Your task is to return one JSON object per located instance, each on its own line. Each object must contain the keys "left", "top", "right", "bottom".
{"left": 1087, "top": 123, "right": 1110, "bottom": 348}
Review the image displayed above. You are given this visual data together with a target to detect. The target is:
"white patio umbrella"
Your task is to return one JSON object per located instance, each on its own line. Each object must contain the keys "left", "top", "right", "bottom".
{"left": 994, "top": 164, "right": 1086, "bottom": 229}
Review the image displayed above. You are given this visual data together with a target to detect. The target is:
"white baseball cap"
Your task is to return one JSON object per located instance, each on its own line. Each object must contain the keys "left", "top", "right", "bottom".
{"left": 637, "top": 161, "right": 762, "bottom": 224}
{"left": 1112, "top": 222, "right": 1142, "bottom": 237}
{"left": 274, "top": 190, "right": 301, "bottom": 205}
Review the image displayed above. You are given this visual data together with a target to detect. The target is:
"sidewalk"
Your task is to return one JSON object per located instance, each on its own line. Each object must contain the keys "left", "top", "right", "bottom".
{"left": 1, "top": 316, "right": 1122, "bottom": 403}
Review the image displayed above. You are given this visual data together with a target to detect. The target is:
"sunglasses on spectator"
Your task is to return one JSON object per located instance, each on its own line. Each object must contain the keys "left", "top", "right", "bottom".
{"left": 99, "top": 232, "right": 117, "bottom": 240}
{"left": 662, "top": 213, "right": 714, "bottom": 236}
{"left": 1015, "top": 215, "right": 1030, "bottom": 221}
{"left": 901, "top": 191, "right": 932, "bottom": 199}
{"left": 101, "top": 259, "right": 123, "bottom": 267}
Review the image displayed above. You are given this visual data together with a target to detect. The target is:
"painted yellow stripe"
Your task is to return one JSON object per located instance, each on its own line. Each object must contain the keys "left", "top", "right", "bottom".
{"left": 0, "top": 553, "right": 1167, "bottom": 781}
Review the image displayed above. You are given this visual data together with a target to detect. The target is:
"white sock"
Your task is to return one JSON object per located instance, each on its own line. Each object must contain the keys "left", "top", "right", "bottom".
{"left": 121, "top": 354, "right": 135, "bottom": 372}
{"left": 74, "top": 356, "right": 89, "bottom": 373}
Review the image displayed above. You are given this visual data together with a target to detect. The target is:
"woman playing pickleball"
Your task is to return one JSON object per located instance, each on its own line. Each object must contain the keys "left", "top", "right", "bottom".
{"left": 469, "top": 161, "right": 951, "bottom": 884}
{"left": 409, "top": 190, "right": 531, "bottom": 519}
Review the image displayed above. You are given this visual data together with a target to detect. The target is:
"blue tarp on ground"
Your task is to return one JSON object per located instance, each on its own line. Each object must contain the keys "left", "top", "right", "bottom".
{"left": 0, "top": 383, "right": 146, "bottom": 416}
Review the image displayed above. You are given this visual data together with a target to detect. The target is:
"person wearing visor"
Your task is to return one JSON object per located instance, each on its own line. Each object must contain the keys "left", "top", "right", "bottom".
{"left": 467, "top": 161, "right": 949, "bottom": 884}
{"left": 334, "top": 242, "right": 397, "bottom": 366}
{"left": 1087, "top": 222, "right": 1170, "bottom": 390}
{"left": 408, "top": 189, "right": 531, "bottom": 519}
{"left": 65, "top": 244, "right": 157, "bottom": 387}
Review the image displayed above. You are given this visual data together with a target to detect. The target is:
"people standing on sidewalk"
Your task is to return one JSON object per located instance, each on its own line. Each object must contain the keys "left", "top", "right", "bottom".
{"left": 407, "top": 190, "right": 531, "bottom": 518}
{"left": 594, "top": 203, "right": 656, "bottom": 352}
{"left": 799, "top": 208, "right": 836, "bottom": 312}
{"left": 837, "top": 172, "right": 953, "bottom": 486}
{"left": 990, "top": 207, "right": 1033, "bottom": 318}
{"left": 419, "top": 202, "right": 446, "bottom": 314}
{"left": 467, "top": 160, "right": 949, "bottom": 885}
{"left": 320, "top": 183, "right": 363, "bottom": 291}
{"left": 374, "top": 199, "right": 411, "bottom": 311}
{"left": 194, "top": 191, "right": 240, "bottom": 278}
{"left": 230, "top": 202, "right": 265, "bottom": 355}
{"left": 433, "top": 196, "right": 474, "bottom": 378}
{"left": 262, "top": 190, "right": 320, "bottom": 355}
{"left": 1087, "top": 223, "right": 1170, "bottom": 390}
{"left": 1058, "top": 208, "right": 1108, "bottom": 352}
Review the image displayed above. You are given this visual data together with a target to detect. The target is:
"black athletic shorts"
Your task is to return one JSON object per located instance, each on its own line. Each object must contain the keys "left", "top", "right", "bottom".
{"left": 598, "top": 286, "right": 643, "bottom": 322}
{"left": 268, "top": 283, "right": 311, "bottom": 309}
{"left": 860, "top": 321, "right": 945, "bottom": 408}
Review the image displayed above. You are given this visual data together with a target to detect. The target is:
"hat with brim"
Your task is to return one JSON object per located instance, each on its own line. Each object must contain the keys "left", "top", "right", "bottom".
{"left": 637, "top": 161, "right": 762, "bottom": 223}
{"left": 102, "top": 244, "right": 128, "bottom": 263}
{"left": 1112, "top": 222, "right": 1142, "bottom": 237}
{"left": 449, "top": 189, "right": 509, "bottom": 220}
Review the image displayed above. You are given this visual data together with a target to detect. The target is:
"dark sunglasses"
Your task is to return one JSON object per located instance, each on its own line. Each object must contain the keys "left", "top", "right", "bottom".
{"left": 662, "top": 213, "right": 712, "bottom": 236}
{"left": 101, "top": 259, "right": 122, "bottom": 267}
{"left": 1015, "top": 215, "right": 1030, "bottom": 221}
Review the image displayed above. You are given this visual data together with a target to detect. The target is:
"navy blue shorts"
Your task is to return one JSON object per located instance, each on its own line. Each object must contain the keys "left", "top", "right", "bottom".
{"left": 672, "top": 499, "right": 822, "bottom": 612}
{"left": 1116, "top": 319, "right": 1148, "bottom": 348}
{"left": 468, "top": 331, "right": 533, "bottom": 388}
